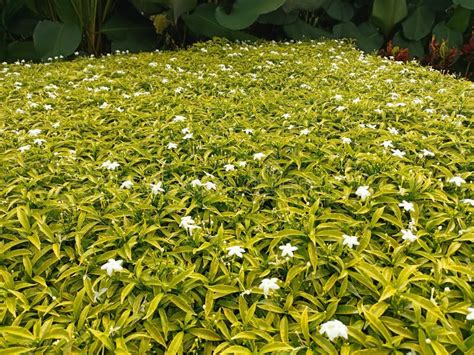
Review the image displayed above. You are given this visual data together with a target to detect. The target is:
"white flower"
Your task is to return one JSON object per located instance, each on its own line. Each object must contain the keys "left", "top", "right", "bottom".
{"left": 334, "top": 94, "right": 343, "bottom": 101}
{"left": 99, "top": 102, "right": 108, "bottom": 109}
{"left": 388, "top": 127, "right": 399, "bottom": 135}
{"left": 180, "top": 216, "right": 201, "bottom": 235}
{"left": 93, "top": 287, "right": 108, "bottom": 302}
{"left": 183, "top": 133, "right": 193, "bottom": 140}
{"left": 224, "top": 164, "right": 235, "bottom": 171}
{"left": 341, "top": 137, "right": 352, "bottom": 144}
{"left": 191, "top": 179, "right": 202, "bottom": 187}
{"left": 167, "top": 142, "right": 178, "bottom": 149}
{"left": 279, "top": 243, "right": 298, "bottom": 257}
{"left": 401, "top": 229, "right": 417, "bottom": 243}
{"left": 101, "top": 160, "right": 120, "bottom": 170}
{"left": 52, "top": 122, "right": 60, "bottom": 128}
{"left": 421, "top": 149, "right": 435, "bottom": 157}
{"left": 461, "top": 199, "right": 474, "bottom": 206}
{"left": 342, "top": 234, "right": 359, "bottom": 248}
{"left": 467, "top": 307, "right": 474, "bottom": 320}
{"left": 300, "top": 128, "right": 310, "bottom": 136}
{"left": 238, "top": 161, "right": 247, "bottom": 167}
{"left": 381, "top": 140, "right": 393, "bottom": 148}
{"left": 101, "top": 259, "right": 124, "bottom": 276}
{"left": 203, "top": 181, "right": 216, "bottom": 190}
{"left": 355, "top": 186, "right": 371, "bottom": 200}
{"left": 399, "top": 200, "right": 415, "bottom": 212}
{"left": 120, "top": 180, "right": 133, "bottom": 189}
{"left": 259, "top": 278, "right": 280, "bottom": 298}
{"left": 335, "top": 106, "right": 346, "bottom": 112}
{"left": 34, "top": 138, "right": 45, "bottom": 146}
{"left": 282, "top": 113, "right": 291, "bottom": 119}
{"left": 253, "top": 152, "right": 265, "bottom": 161}
{"left": 18, "top": 145, "right": 31, "bottom": 153}
{"left": 28, "top": 129, "right": 42, "bottom": 136}
{"left": 151, "top": 182, "right": 164, "bottom": 194}
{"left": 319, "top": 320, "right": 348, "bottom": 342}
{"left": 181, "top": 127, "right": 190, "bottom": 134}
{"left": 108, "top": 325, "right": 121, "bottom": 336}
{"left": 227, "top": 246, "right": 245, "bottom": 258}
{"left": 392, "top": 149, "right": 406, "bottom": 158}
{"left": 448, "top": 176, "right": 465, "bottom": 187}
{"left": 243, "top": 128, "right": 253, "bottom": 134}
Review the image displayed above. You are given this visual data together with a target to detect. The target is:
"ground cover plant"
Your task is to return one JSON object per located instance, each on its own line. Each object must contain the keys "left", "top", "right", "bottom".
{"left": 0, "top": 39, "right": 473, "bottom": 354}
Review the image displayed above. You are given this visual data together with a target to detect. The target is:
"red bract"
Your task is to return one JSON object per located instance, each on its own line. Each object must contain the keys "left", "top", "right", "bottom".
{"left": 379, "top": 41, "right": 410, "bottom": 62}
{"left": 423, "top": 36, "right": 459, "bottom": 70}
{"left": 462, "top": 33, "right": 474, "bottom": 63}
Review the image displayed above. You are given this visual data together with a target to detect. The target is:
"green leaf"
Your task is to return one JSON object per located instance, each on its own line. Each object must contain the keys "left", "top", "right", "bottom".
{"left": 283, "top": 18, "right": 333, "bottom": 40}
{"left": 89, "top": 329, "right": 115, "bottom": 351}
{"left": 325, "top": 0, "right": 354, "bottom": 22}
{"left": 433, "top": 22, "right": 463, "bottom": 48}
{"left": 282, "top": 0, "right": 329, "bottom": 12}
{"left": 166, "top": 331, "right": 184, "bottom": 354}
{"left": 33, "top": 20, "right": 81, "bottom": 59}
{"left": 402, "top": 6, "right": 435, "bottom": 41}
{"left": 189, "top": 328, "right": 221, "bottom": 341}
{"left": 447, "top": 6, "right": 472, "bottom": 33}
{"left": 183, "top": 4, "right": 257, "bottom": 41}
{"left": 257, "top": 8, "right": 298, "bottom": 26}
{"left": 453, "top": 0, "right": 474, "bottom": 10}
{"left": 215, "top": 0, "right": 286, "bottom": 30}
{"left": 0, "top": 326, "right": 35, "bottom": 342}
{"left": 52, "top": 0, "right": 81, "bottom": 25}
{"left": 101, "top": 12, "right": 156, "bottom": 52}
{"left": 171, "top": 0, "right": 197, "bottom": 24}
{"left": 144, "top": 293, "right": 164, "bottom": 319}
{"left": 372, "top": 0, "right": 408, "bottom": 36}
{"left": 260, "top": 342, "right": 294, "bottom": 353}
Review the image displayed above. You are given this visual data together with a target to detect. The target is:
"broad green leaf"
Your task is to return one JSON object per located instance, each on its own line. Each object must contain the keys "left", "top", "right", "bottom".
{"left": 33, "top": 20, "right": 81, "bottom": 59}
{"left": 144, "top": 293, "right": 164, "bottom": 319}
{"left": 325, "top": 0, "right": 354, "bottom": 22}
{"left": 402, "top": 6, "right": 435, "bottom": 41}
{"left": 372, "top": 0, "right": 408, "bottom": 36}
{"left": 189, "top": 328, "right": 221, "bottom": 341}
{"left": 166, "top": 331, "right": 184, "bottom": 354}
{"left": 283, "top": 18, "right": 333, "bottom": 40}
{"left": 215, "top": 0, "right": 286, "bottom": 30}
{"left": 433, "top": 22, "right": 463, "bottom": 48}
{"left": 453, "top": 0, "right": 474, "bottom": 10}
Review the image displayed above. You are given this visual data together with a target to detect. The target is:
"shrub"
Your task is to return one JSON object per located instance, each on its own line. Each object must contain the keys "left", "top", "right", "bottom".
{"left": 0, "top": 39, "right": 473, "bottom": 353}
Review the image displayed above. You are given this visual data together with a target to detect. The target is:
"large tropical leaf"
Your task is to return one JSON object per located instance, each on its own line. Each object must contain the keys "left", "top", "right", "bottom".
{"left": 215, "top": 0, "right": 286, "bottom": 30}
{"left": 371, "top": 0, "right": 408, "bottom": 36}
{"left": 33, "top": 20, "right": 81, "bottom": 59}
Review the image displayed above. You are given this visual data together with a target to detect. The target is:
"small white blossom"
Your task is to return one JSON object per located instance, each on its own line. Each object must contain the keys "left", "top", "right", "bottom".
{"left": 120, "top": 180, "right": 133, "bottom": 189}
{"left": 381, "top": 140, "right": 393, "bottom": 149}
{"left": 93, "top": 287, "right": 108, "bottom": 302}
{"left": 101, "top": 160, "right": 120, "bottom": 170}
{"left": 279, "top": 243, "right": 297, "bottom": 257}
{"left": 259, "top": 278, "right": 280, "bottom": 298}
{"left": 173, "top": 115, "right": 186, "bottom": 122}
{"left": 28, "top": 129, "right": 42, "bottom": 136}
{"left": 392, "top": 149, "right": 406, "bottom": 158}
{"left": 253, "top": 152, "right": 265, "bottom": 160}
{"left": 108, "top": 325, "right": 120, "bottom": 336}
{"left": 388, "top": 127, "right": 399, "bottom": 135}
{"left": 300, "top": 128, "right": 310, "bottom": 136}
{"left": 243, "top": 128, "right": 253, "bottom": 134}
{"left": 342, "top": 234, "right": 359, "bottom": 248}
{"left": 224, "top": 164, "right": 235, "bottom": 171}
{"left": 191, "top": 179, "right": 202, "bottom": 187}
{"left": 355, "top": 186, "right": 371, "bottom": 200}
{"left": 467, "top": 307, "right": 474, "bottom": 320}
{"left": 399, "top": 200, "right": 415, "bottom": 212}
{"left": 461, "top": 199, "right": 474, "bottom": 206}
{"left": 203, "top": 181, "right": 216, "bottom": 190}
{"left": 52, "top": 122, "right": 60, "bottom": 128}
{"left": 167, "top": 142, "right": 178, "bottom": 149}
{"left": 401, "top": 229, "right": 417, "bottom": 243}
{"left": 448, "top": 176, "right": 465, "bottom": 187}
{"left": 341, "top": 137, "right": 352, "bottom": 144}
{"left": 101, "top": 259, "right": 123, "bottom": 276}
{"left": 421, "top": 149, "right": 435, "bottom": 157}
{"left": 18, "top": 145, "right": 31, "bottom": 153}
{"left": 238, "top": 161, "right": 247, "bottom": 167}
{"left": 227, "top": 246, "right": 245, "bottom": 258}
{"left": 319, "top": 320, "right": 348, "bottom": 342}
{"left": 180, "top": 216, "right": 201, "bottom": 235}
{"left": 181, "top": 127, "right": 190, "bottom": 134}
{"left": 34, "top": 138, "right": 46, "bottom": 146}
{"left": 151, "top": 182, "right": 164, "bottom": 194}
{"left": 183, "top": 133, "right": 193, "bottom": 140}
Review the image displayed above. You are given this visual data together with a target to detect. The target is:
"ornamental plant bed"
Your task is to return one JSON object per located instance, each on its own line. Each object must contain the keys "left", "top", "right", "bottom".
{"left": 0, "top": 39, "right": 473, "bottom": 354}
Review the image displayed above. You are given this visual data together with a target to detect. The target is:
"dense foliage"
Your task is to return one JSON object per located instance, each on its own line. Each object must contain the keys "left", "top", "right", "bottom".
{"left": 0, "top": 39, "right": 473, "bottom": 353}
{"left": 1, "top": 0, "right": 473, "bottom": 76}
